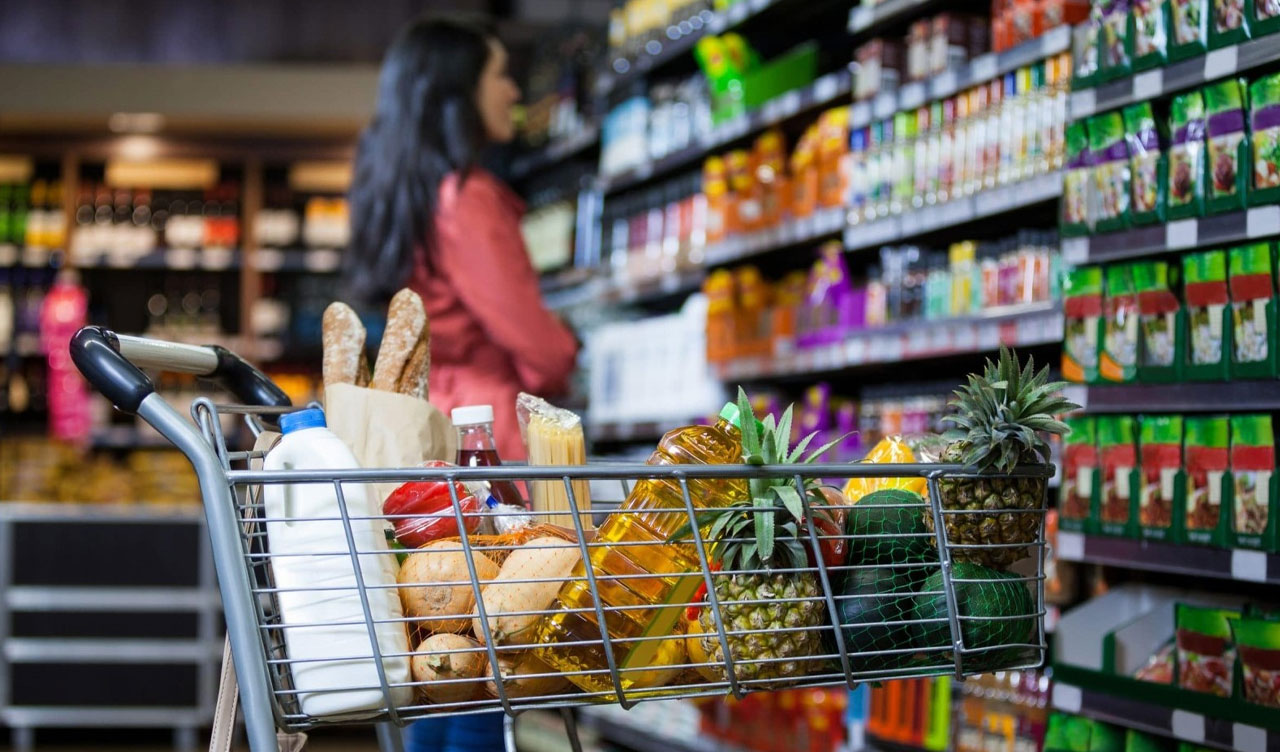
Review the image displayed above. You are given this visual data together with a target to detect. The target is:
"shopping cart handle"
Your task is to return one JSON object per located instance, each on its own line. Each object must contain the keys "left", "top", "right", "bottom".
{"left": 70, "top": 326, "right": 291, "bottom": 415}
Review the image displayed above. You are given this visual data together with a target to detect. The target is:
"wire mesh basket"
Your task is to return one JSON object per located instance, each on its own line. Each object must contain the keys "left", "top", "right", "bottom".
{"left": 190, "top": 399, "right": 1050, "bottom": 733}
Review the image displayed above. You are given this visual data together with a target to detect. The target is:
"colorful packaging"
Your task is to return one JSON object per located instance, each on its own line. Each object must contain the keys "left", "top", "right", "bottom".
{"left": 1134, "top": 639, "right": 1176, "bottom": 684}
{"left": 1062, "top": 415, "right": 1100, "bottom": 532}
{"left": 1072, "top": 16, "right": 1102, "bottom": 89}
{"left": 1062, "top": 121, "right": 1095, "bottom": 236}
{"left": 1210, "top": 0, "right": 1251, "bottom": 46}
{"left": 1183, "top": 250, "right": 1232, "bottom": 381}
{"left": 1229, "top": 615, "right": 1280, "bottom": 708}
{"left": 1230, "top": 413, "right": 1278, "bottom": 551}
{"left": 1249, "top": 72, "right": 1280, "bottom": 205}
{"left": 1101, "top": 0, "right": 1134, "bottom": 79}
{"left": 1138, "top": 414, "right": 1184, "bottom": 541}
{"left": 1204, "top": 79, "right": 1250, "bottom": 214}
{"left": 1124, "top": 103, "right": 1167, "bottom": 225}
{"left": 1064, "top": 266, "right": 1106, "bottom": 383}
{"left": 1168, "top": 91, "right": 1208, "bottom": 219}
{"left": 1126, "top": 729, "right": 1175, "bottom": 752}
{"left": 1228, "top": 242, "right": 1277, "bottom": 378}
{"left": 1131, "top": 0, "right": 1170, "bottom": 70}
{"left": 1099, "top": 415, "right": 1139, "bottom": 537}
{"left": 1253, "top": 0, "right": 1280, "bottom": 34}
{"left": 1101, "top": 265, "right": 1140, "bottom": 382}
{"left": 1090, "top": 111, "right": 1132, "bottom": 232}
{"left": 1184, "top": 416, "right": 1231, "bottom": 546}
{"left": 1175, "top": 603, "right": 1240, "bottom": 697}
{"left": 1167, "top": 0, "right": 1210, "bottom": 60}
{"left": 1134, "top": 261, "right": 1185, "bottom": 382}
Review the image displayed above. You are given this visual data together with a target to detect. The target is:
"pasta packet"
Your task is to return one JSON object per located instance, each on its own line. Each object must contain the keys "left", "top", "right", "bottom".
{"left": 1138, "top": 414, "right": 1184, "bottom": 542}
{"left": 1228, "top": 242, "right": 1277, "bottom": 378}
{"left": 1061, "top": 415, "right": 1100, "bottom": 533}
{"left": 1101, "top": 264, "right": 1139, "bottom": 383}
{"left": 1062, "top": 121, "right": 1095, "bottom": 236}
{"left": 1230, "top": 413, "right": 1278, "bottom": 551}
{"left": 1184, "top": 416, "right": 1230, "bottom": 547}
{"left": 1175, "top": 603, "right": 1240, "bottom": 697}
{"left": 1099, "top": 415, "right": 1140, "bottom": 538}
{"left": 1100, "top": 0, "right": 1134, "bottom": 80}
{"left": 517, "top": 392, "right": 592, "bottom": 531}
{"left": 1064, "top": 266, "right": 1105, "bottom": 383}
{"left": 1230, "top": 615, "right": 1280, "bottom": 709}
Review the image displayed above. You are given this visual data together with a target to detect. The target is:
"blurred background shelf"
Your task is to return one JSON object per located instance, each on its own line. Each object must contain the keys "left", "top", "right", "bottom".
{"left": 1054, "top": 533, "right": 1280, "bottom": 585}
{"left": 1068, "top": 381, "right": 1280, "bottom": 414}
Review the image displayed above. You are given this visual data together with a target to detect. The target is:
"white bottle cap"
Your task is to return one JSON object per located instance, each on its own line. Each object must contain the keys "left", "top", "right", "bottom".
{"left": 451, "top": 404, "right": 495, "bottom": 426}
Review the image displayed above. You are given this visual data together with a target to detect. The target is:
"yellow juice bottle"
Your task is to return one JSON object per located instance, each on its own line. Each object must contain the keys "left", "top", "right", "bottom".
{"left": 533, "top": 403, "right": 750, "bottom": 693}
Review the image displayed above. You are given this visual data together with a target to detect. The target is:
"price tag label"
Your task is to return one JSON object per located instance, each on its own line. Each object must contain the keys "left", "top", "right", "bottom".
{"left": 969, "top": 54, "right": 997, "bottom": 82}
{"left": 1052, "top": 683, "right": 1083, "bottom": 713}
{"left": 1063, "top": 236, "right": 1090, "bottom": 265}
{"left": 978, "top": 324, "right": 1000, "bottom": 349}
{"left": 1171, "top": 711, "right": 1205, "bottom": 744}
{"left": 847, "top": 338, "right": 866, "bottom": 364}
{"left": 1231, "top": 549, "right": 1269, "bottom": 582}
{"left": 1132, "top": 69, "right": 1163, "bottom": 101}
{"left": 813, "top": 73, "right": 841, "bottom": 104}
{"left": 168, "top": 249, "right": 197, "bottom": 270}
{"left": 779, "top": 90, "right": 802, "bottom": 117}
{"left": 930, "top": 325, "right": 951, "bottom": 351}
{"left": 201, "top": 249, "right": 234, "bottom": 270}
{"left": 873, "top": 92, "right": 897, "bottom": 120}
{"left": 1247, "top": 206, "right": 1280, "bottom": 238}
{"left": 728, "top": 3, "right": 749, "bottom": 23}
{"left": 1070, "top": 89, "right": 1096, "bottom": 119}
{"left": 906, "top": 328, "right": 929, "bottom": 353}
{"left": 954, "top": 324, "right": 977, "bottom": 351}
{"left": 899, "top": 82, "right": 925, "bottom": 110}
{"left": 1166, "top": 218, "right": 1199, "bottom": 250}
{"left": 932, "top": 70, "right": 958, "bottom": 99}
{"left": 850, "top": 5, "right": 873, "bottom": 31}
{"left": 1057, "top": 531, "right": 1085, "bottom": 561}
{"left": 1204, "top": 46, "right": 1239, "bottom": 80}
{"left": 1233, "top": 724, "right": 1268, "bottom": 752}
{"left": 851, "top": 101, "right": 872, "bottom": 128}
{"left": 0, "top": 244, "right": 16, "bottom": 265}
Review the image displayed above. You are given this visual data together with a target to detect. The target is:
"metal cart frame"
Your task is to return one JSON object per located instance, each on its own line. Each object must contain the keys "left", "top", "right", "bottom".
{"left": 69, "top": 326, "right": 1051, "bottom": 752}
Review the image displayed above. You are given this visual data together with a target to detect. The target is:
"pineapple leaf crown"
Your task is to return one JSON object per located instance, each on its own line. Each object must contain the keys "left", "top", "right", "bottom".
{"left": 943, "top": 347, "right": 1080, "bottom": 473}
{"left": 673, "top": 387, "right": 849, "bottom": 572}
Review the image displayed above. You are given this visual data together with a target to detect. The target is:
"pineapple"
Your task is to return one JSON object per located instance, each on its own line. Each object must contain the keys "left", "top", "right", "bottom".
{"left": 677, "top": 388, "right": 844, "bottom": 686}
{"left": 925, "top": 347, "right": 1079, "bottom": 569}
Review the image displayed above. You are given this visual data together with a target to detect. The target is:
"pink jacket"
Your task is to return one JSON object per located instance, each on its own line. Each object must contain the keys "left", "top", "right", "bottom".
{"left": 408, "top": 169, "right": 578, "bottom": 461}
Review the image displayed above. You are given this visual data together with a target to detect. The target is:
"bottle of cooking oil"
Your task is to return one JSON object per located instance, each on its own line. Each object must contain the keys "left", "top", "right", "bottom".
{"left": 534, "top": 402, "right": 749, "bottom": 693}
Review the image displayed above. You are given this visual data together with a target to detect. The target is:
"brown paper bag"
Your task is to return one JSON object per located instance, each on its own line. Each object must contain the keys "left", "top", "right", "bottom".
{"left": 323, "top": 383, "right": 457, "bottom": 504}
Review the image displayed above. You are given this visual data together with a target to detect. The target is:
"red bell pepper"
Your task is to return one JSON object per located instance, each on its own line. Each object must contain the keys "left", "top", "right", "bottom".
{"left": 382, "top": 460, "right": 482, "bottom": 549}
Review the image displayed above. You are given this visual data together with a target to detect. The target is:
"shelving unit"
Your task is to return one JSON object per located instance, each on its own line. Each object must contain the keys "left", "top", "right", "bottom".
{"left": 1067, "top": 381, "right": 1280, "bottom": 414}
{"left": 511, "top": 125, "right": 602, "bottom": 182}
{"left": 1055, "top": 532, "right": 1280, "bottom": 585}
{"left": 1063, "top": 206, "right": 1280, "bottom": 265}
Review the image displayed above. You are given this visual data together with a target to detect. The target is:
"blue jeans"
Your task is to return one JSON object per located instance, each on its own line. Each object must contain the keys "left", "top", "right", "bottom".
{"left": 405, "top": 714, "right": 505, "bottom": 752}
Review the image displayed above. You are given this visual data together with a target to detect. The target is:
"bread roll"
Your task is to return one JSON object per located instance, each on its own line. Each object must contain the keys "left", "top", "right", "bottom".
{"left": 371, "top": 289, "right": 427, "bottom": 391}
{"left": 322, "top": 302, "right": 365, "bottom": 387}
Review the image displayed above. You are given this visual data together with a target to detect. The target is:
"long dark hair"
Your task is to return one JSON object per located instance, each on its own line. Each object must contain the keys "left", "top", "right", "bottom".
{"left": 345, "top": 16, "right": 495, "bottom": 302}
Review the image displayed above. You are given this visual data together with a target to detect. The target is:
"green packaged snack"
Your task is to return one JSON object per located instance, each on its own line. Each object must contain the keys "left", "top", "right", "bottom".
{"left": 1132, "top": 0, "right": 1171, "bottom": 70}
{"left": 1101, "top": 0, "right": 1134, "bottom": 80}
{"left": 1230, "top": 413, "right": 1278, "bottom": 551}
{"left": 1046, "top": 712, "right": 1095, "bottom": 752}
{"left": 1185, "top": 416, "right": 1231, "bottom": 546}
{"left": 1183, "top": 250, "right": 1232, "bottom": 381}
{"left": 1099, "top": 415, "right": 1140, "bottom": 537}
{"left": 1101, "top": 265, "right": 1139, "bottom": 382}
{"left": 1230, "top": 616, "right": 1280, "bottom": 708}
{"left": 1090, "top": 723, "right": 1127, "bottom": 752}
{"left": 1090, "top": 112, "right": 1132, "bottom": 231}
{"left": 1124, "top": 103, "right": 1167, "bottom": 224}
{"left": 1176, "top": 603, "right": 1241, "bottom": 696}
{"left": 1062, "top": 415, "right": 1100, "bottom": 533}
{"left": 1063, "top": 122, "right": 1095, "bottom": 236}
{"left": 1126, "top": 729, "right": 1175, "bottom": 752}
{"left": 1139, "top": 414, "right": 1185, "bottom": 542}
{"left": 1210, "top": 0, "right": 1251, "bottom": 46}
{"left": 1073, "top": 16, "right": 1103, "bottom": 89}
{"left": 1168, "top": 92, "right": 1207, "bottom": 219}
{"left": 1205, "top": 79, "right": 1250, "bottom": 214}
{"left": 1228, "top": 242, "right": 1277, "bottom": 378}
{"left": 1167, "top": 0, "right": 1210, "bottom": 59}
{"left": 1064, "top": 266, "right": 1105, "bottom": 383}
{"left": 1252, "top": 0, "right": 1280, "bottom": 34}
{"left": 1249, "top": 72, "right": 1280, "bottom": 205}
{"left": 1134, "top": 261, "right": 1185, "bottom": 382}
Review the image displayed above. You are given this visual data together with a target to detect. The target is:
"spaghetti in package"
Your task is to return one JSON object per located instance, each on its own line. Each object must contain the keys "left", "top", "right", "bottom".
{"left": 517, "top": 393, "right": 593, "bottom": 531}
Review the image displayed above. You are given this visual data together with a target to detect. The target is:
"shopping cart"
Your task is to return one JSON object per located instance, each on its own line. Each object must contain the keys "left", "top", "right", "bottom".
{"left": 69, "top": 326, "right": 1052, "bottom": 752}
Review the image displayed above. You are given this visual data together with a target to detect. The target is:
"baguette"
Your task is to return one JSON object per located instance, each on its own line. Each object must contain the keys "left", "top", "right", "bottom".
{"left": 322, "top": 302, "right": 366, "bottom": 387}
{"left": 396, "top": 328, "right": 431, "bottom": 401}
{"left": 371, "top": 288, "right": 427, "bottom": 391}
{"left": 357, "top": 352, "right": 371, "bottom": 388}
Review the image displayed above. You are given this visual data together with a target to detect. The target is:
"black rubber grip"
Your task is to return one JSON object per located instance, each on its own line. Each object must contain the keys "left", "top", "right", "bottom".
{"left": 209, "top": 345, "right": 291, "bottom": 410}
{"left": 70, "top": 326, "right": 155, "bottom": 415}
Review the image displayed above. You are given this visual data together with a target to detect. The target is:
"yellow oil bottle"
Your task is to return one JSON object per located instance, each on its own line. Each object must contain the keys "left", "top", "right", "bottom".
{"left": 533, "top": 402, "right": 749, "bottom": 694}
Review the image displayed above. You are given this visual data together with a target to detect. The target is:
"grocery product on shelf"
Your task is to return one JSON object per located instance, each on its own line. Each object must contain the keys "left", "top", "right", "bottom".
{"left": 1099, "top": 414, "right": 1139, "bottom": 537}
{"left": 1210, "top": 0, "right": 1252, "bottom": 46}
{"left": 1229, "top": 413, "right": 1277, "bottom": 550}
{"left": 1256, "top": 0, "right": 1280, "bottom": 34}
{"left": 1138, "top": 414, "right": 1185, "bottom": 541}
{"left": 1228, "top": 613, "right": 1280, "bottom": 709}
{"left": 1063, "top": 122, "right": 1093, "bottom": 235}
{"left": 855, "top": 38, "right": 904, "bottom": 102}
{"left": 1062, "top": 415, "right": 1100, "bottom": 532}
{"left": 1064, "top": 265, "right": 1104, "bottom": 383}
{"left": 1101, "top": 264, "right": 1139, "bottom": 382}
{"left": 1168, "top": 0, "right": 1211, "bottom": 60}
{"left": 1182, "top": 250, "right": 1231, "bottom": 381}
{"left": 1175, "top": 602, "right": 1240, "bottom": 697}
{"left": 518, "top": 393, "right": 592, "bottom": 529}
{"left": 1204, "top": 78, "right": 1250, "bottom": 214}
{"left": 605, "top": 0, "right": 714, "bottom": 65}
{"left": 1249, "top": 72, "right": 1280, "bottom": 205}
{"left": 1227, "top": 242, "right": 1276, "bottom": 378}
{"left": 1134, "top": 260, "right": 1185, "bottom": 382}
{"left": 1169, "top": 90, "right": 1209, "bottom": 220}
{"left": 1132, "top": 0, "right": 1170, "bottom": 70}
{"left": 954, "top": 671, "right": 1051, "bottom": 752}
{"left": 1184, "top": 415, "right": 1231, "bottom": 546}
{"left": 70, "top": 181, "right": 241, "bottom": 263}
{"left": 1090, "top": 110, "right": 1132, "bottom": 232}
{"left": 697, "top": 687, "right": 849, "bottom": 752}
{"left": 39, "top": 270, "right": 89, "bottom": 442}
{"left": 1123, "top": 102, "right": 1167, "bottom": 225}
{"left": 1099, "top": 0, "right": 1133, "bottom": 80}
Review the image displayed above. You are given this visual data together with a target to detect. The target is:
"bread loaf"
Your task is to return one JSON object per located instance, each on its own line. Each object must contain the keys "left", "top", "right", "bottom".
{"left": 322, "top": 302, "right": 366, "bottom": 387}
{"left": 397, "top": 328, "right": 431, "bottom": 401}
{"left": 371, "top": 288, "right": 427, "bottom": 391}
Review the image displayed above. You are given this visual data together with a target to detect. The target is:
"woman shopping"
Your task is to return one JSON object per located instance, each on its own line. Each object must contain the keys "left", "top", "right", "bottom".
{"left": 344, "top": 15, "right": 578, "bottom": 752}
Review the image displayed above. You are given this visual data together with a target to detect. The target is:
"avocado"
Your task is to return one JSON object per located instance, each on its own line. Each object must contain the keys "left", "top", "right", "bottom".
{"left": 914, "top": 561, "right": 1035, "bottom": 670}
{"left": 833, "top": 565, "right": 922, "bottom": 672}
{"left": 846, "top": 489, "right": 937, "bottom": 568}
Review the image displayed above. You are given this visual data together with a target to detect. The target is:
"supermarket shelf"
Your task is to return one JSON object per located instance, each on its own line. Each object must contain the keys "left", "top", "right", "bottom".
{"left": 510, "top": 126, "right": 601, "bottom": 180}
{"left": 603, "top": 268, "right": 707, "bottom": 306}
{"left": 1, "top": 333, "right": 41, "bottom": 358}
{"left": 1070, "top": 380, "right": 1280, "bottom": 414}
{"left": 6, "top": 586, "right": 219, "bottom": 612}
{"left": 844, "top": 172, "right": 1062, "bottom": 253}
{"left": 600, "top": 68, "right": 853, "bottom": 196}
{"left": 0, "top": 244, "right": 61, "bottom": 268}
{"left": 847, "top": 0, "right": 937, "bottom": 35}
{"left": 1051, "top": 675, "right": 1279, "bottom": 752}
{"left": 705, "top": 205, "right": 846, "bottom": 266}
{"left": 1071, "top": 34, "right": 1280, "bottom": 119}
{"left": 0, "top": 706, "right": 209, "bottom": 728}
{"left": 76, "top": 248, "right": 242, "bottom": 271}
{"left": 717, "top": 302, "right": 1063, "bottom": 381}
{"left": 852, "top": 25, "right": 1073, "bottom": 129}
{"left": 1064, "top": 206, "right": 1280, "bottom": 265}
{"left": 253, "top": 247, "right": 343, "bottom": 273}
{"left": 4, "top": 637, "right": 219, "bottom": 663}
{"left": 1055, "top": 532, "right": 1280, "bottom": 585}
